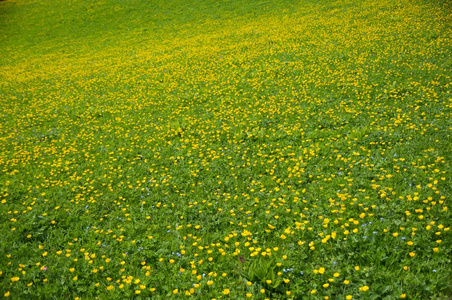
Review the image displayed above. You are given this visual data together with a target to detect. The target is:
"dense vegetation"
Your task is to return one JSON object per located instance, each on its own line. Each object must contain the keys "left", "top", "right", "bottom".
{"left": 1, "top": 0, "right": 451, "bottom": 298}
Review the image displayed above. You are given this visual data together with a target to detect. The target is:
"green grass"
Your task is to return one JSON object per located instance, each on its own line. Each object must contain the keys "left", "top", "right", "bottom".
{"left": 1, "top": 0, "right": 451, "bottom": 298}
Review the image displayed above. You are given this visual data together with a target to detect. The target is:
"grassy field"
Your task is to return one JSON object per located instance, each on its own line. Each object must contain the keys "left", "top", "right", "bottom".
{"left": 1, "top": 0, "right": 452, "bottom": 298}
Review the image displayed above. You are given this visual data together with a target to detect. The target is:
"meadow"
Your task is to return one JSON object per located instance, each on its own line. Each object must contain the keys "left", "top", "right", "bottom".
{"left": 0, "top": 0, "right": 451, "bottom": 298}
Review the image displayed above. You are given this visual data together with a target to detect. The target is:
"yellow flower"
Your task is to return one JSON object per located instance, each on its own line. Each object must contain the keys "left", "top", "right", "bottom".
{"left": 323, "top": 283, "right": 329, "bottom": 288}
{"left": 4, "top": 291, "right": 10, "bottom": 297}
{"left": 173, "top": 289, "right": 179, "bottom": 294}
{"left": 346, "top": 295, "right": 352, "bottom": 300}
{"left": 409, "top": 252, "right": 415, "bottom": 257}
{"left": 223, "top": 289, "right": 230, "bottom": 295}
{"left": 359, "top": 286, "right": 369, "bottom": 292}
{"left": 333, "top": 272, "right": 340, "bottom": 277}
{"left": 246, "top": 293, "right": 252, "bottom": 297}
{"left": 319, "top": 267, "right": 325, "bottom": 274}
{"left": 344, "top": 280, "right": 350, "bottom": 285}
{"left": 106, "top": 285, "right": 114, "bottom": 291}
{"left": 401, "top": 294, "right": 406, "bottom": 298}
{"left": 10, "top": 277, "right": 20, "bottom": 282}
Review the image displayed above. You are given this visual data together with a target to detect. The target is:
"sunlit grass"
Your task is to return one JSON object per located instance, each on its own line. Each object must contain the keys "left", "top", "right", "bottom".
{"left": 1, "top": 0, "right": 451, "bottom": 298}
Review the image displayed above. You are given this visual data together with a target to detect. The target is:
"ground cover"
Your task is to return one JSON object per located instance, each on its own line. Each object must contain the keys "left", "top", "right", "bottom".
{"left": 0, "top": 0, "right": 451, "bottom": 298}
